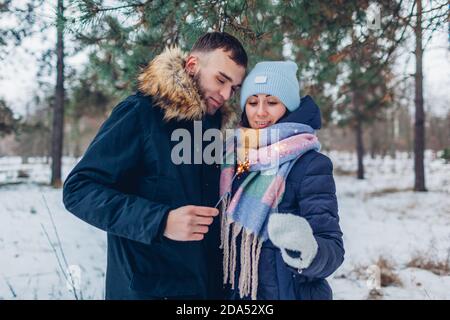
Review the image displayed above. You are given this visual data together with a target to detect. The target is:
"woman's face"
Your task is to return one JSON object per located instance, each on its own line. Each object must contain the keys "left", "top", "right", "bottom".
{"left": 245, "top": 94, "right": 287, "bottom": 129}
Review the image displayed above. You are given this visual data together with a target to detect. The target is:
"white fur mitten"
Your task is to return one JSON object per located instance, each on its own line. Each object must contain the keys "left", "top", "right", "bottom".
{"left": 268, "top": 213, "right": 318, "bottom": 271}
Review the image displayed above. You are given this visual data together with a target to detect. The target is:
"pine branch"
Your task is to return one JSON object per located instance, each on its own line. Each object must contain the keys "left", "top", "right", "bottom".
{"left": 419, "top": 1, "right": 448, "bottom": 15}
{"left": 422, "top": 10, "right": 449, "bottom": 30}
{"left": 78, "top": 0, "right": 148, "bottom": 15}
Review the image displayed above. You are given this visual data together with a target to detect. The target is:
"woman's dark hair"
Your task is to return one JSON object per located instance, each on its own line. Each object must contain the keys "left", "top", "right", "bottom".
{"left": 191, "top": 32, "right": 248, "bottom": 68}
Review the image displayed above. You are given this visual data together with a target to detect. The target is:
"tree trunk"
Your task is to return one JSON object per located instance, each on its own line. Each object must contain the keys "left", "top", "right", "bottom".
{"left": 354, "top": 92, "right": 365, "bottom": 180}
{"left": 73, "top": 115, "right": 81, "bottom": 158}
{"left": 51, "top": 0, "right": 65, "bottom": 188}
{"left": 355, "top": 117, "right": 365, "bottom": 180}
{"left": 389, "top": 109, "right": 397, "bottom": 159}
{"left": 369, "top": 124, "right": 377, "bottom": 159}
{"left": 414, "top": 0, "right": 427, "bottom": 191}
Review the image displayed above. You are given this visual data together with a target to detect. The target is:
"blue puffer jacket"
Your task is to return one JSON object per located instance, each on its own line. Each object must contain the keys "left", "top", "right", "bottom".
{"left": 229, "top": 96, "right": 345, "bottom": 300}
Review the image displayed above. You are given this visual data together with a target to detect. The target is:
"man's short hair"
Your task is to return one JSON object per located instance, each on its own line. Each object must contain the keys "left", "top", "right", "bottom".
{"left": 191, "top": 32, "right": 248, "bottom": 68}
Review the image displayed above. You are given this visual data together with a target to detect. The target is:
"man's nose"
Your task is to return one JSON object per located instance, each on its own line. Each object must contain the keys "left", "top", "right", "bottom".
{"left": 219, "top": 86, "right": 233, "bottom": 102}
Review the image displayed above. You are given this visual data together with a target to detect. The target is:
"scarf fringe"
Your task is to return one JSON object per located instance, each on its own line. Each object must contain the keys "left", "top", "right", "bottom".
{"left": 220, "top": 195, "right": 230, "bottom": 285}
{"left": 230, "top": 223, "right": 241, "bottom": 290}
{"left": 221, "top": 206, "right": 263, "bottom": 300}
{"left": 251, "top": 232, "right": 262, "bottom": 300}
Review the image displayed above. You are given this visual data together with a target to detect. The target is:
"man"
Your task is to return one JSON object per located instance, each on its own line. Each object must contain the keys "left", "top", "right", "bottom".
{"left": 63, "top": 32, "right": 247, "bottom": 299}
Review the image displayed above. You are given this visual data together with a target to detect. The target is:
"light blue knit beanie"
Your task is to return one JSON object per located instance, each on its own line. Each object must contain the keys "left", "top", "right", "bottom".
{"left": 240, "top": 61, "right": 300, "bottom": 112}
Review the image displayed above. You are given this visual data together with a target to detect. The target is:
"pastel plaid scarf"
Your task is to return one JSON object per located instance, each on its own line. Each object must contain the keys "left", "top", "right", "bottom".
{"left": 219, "top": 122, "right": 320, "bottom": 299}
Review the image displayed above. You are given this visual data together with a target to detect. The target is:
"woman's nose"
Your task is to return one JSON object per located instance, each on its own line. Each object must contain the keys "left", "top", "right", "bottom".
{"left": 256, "top": 103, "right": 268, "bottom": 117}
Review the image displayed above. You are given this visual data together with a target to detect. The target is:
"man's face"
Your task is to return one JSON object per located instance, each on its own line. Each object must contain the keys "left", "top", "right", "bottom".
{"left": 190, "top": 49, "right": 246, "bottom": 115}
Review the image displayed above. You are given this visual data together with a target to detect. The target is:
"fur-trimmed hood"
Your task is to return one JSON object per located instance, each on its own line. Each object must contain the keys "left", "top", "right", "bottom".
{"left": 138, "top": 46, "right": 237, "bottom": 129}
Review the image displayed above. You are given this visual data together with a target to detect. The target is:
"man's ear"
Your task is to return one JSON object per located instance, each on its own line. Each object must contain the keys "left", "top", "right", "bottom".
{"left": 185, "top": 54, "right": 199, "bottom": 76}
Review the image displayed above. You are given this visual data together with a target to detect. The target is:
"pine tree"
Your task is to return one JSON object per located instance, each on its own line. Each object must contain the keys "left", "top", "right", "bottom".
{"left": 0, "top": 99, "right": 17, "bottom": 136}
{"left": 327, "top": 1, "right": 408, "bottom": 179}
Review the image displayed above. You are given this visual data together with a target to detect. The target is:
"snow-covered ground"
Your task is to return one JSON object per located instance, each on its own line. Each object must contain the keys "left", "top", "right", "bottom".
{"left": 0, "top": 152, "right": 449, "bottom": 300}
{"left": 327, "top": 151, "right": 450, "bottom": 300}
{"left": 0, "top": 157, "right": 106, "bottom": 299}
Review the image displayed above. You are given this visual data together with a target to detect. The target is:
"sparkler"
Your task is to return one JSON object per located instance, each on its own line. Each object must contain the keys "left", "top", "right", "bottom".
{"left": 214, "top": 158, "right": 250, "bottom": 209}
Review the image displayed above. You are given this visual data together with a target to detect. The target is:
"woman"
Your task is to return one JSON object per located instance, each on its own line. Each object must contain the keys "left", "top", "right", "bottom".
{"left": 219, "top": 61, "right": 344, "bottom": 300}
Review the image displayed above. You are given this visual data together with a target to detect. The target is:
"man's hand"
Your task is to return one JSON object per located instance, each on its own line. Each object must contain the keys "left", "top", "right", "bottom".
{"left": 163, "top": 205, "right": 219, "bottom": 241}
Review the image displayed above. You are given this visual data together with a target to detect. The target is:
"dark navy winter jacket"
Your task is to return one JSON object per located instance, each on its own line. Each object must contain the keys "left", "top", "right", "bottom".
{"left": 229, "top": 96, "right": 345, "bottom": 300}
{"left": 63, "top": 46, "right": 250, "bottom": 299}
{"left": 63, "top": 92, "right": 228, "bottom": 299}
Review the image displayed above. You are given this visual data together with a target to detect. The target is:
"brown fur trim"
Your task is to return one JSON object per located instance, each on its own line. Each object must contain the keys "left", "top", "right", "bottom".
{"left": 138, "top": 46, "right": 206, "bottom": 122}
{"left": 220, "top": 102, "right": 239, "bottom": 131}
{"left": 138, "top": 46, "right": 239, "bottom": 129}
